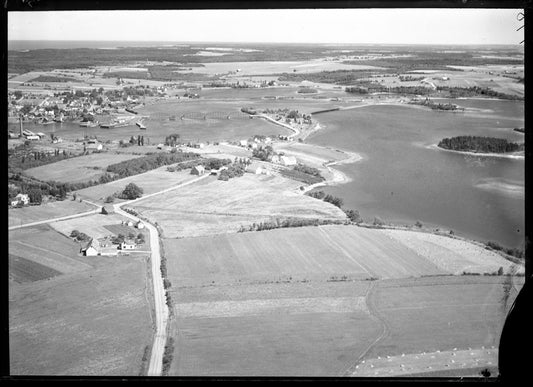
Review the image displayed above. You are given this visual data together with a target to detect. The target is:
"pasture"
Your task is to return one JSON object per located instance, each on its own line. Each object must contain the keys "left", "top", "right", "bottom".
{"left": 134, "top": 174, "right": 347, "bottom": 238}
{"left": 8, "top": 199, "right": 95, "bottom": 228}
{"left": 23, "top": 152, "right": 142, "bottom": 184}
{"left": 74, "top": 168, "right": 199, "bottom": 203}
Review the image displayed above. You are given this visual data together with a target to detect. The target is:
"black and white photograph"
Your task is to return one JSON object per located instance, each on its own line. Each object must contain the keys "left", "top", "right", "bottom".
{"left": 4, "top": 1, "right": 528, "bottom": 380}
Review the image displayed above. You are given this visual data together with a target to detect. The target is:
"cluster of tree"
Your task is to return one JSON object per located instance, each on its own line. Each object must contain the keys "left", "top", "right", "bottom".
{"left": 344, "top": 209, "right": 363, "bottom": 224}
{"left": 167, "top": 157, "right": 229, "bottom": 173}
{"left": 119, "top": 183, "right": 144, "bottom": 200}
{"left": 8, "top": 175, "right": 69, "bottom": 205}
{"left": 513, "top": 127, "right": 525, "bottom": 134}
{"left": 204, "top": 158, "right": 231, "bottom": 170}
{"left": 9, "top": 143, "right": 76, "bottom": 171}
{"left": 293, "top": 164, "right": 323, "bottom": 178}
{"left": 252, "top": 145, "right": 274, "bottom": 161}
{"left": 486, "top": 241, "right": 524, "bottom": 259}
{"left": 398, "top": 75, "right": 424, "bottom": 82}
{"left": 29, "top": 75, "right": 79, "bottom": 83}
{"left": 305, "top": 190, "right": 344, "bottom": 208}
{"left": 436, "top": 86, "right": 523, "bottom": 100}
{"left": 241, "top": 107, "right": 257, "bottom": 115}
{"left": 164, "top": 133, "right": 180, "bottom": 147}
{"left": 438, "top": 136, "right": 524, "bottom": 154}
{"left": 297, "top": 87, "right": 318, "bottom": 94}
{"left": 280, "top": 168, "right": 324, "bottom": 185}
{"left": 128, "top": 135, "right": 145, "bottom": 146}
{"left": 345, "top": 86, "right": 370, "bottom": 94}
{"left": 70, "top": 230, "right": 91, "bottom": 242}
{"left": 238, "top": 217, "right": 344, "bottom": 232}
{"left": 218, "top": 163, "right": 246, "bottom": 181}
{"left": 410, "top": 98, "right": 463, "bottom": 111}
{"left": 106, "top": 152, "right": 200, "bottom": 177}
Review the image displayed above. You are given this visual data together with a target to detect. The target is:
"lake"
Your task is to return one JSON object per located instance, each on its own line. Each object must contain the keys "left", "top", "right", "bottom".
{"left": 307, "top": 99, "right": 524, "bottom": 249}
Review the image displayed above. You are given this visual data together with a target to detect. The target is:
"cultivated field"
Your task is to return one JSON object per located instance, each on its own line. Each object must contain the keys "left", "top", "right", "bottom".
{"left": 163, "top": 225, "right": 446, "bottom": 287}
{"left": 74, "top": 167, "right": 199, "bottom": 204}
{"left": 23, "top": 152, "right": 142, "bottom": 184}
{"left": 9, "top": 225, "right": 93, "bottom": 278}
{"left": 8, "top": 199, "right": 95, "bottom": 228}
{"left": 134, "top": 174, "right": 347, "bottom": 238}
{"left": 9, "top": 252, "right": 153, "bottom": 375}
{"left": 171, "top": 281, "right": 381, "bottom": 376}
{"left": 381, "top": 229, "right": 523, "bottom": 275}
{"left": 164, "top": 226, "right": 522, "bottom": 376}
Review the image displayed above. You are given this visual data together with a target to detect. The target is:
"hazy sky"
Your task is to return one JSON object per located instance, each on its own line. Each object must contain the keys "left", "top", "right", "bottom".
{"left": 8, "top": 8, "right": 524, "bottom": 45}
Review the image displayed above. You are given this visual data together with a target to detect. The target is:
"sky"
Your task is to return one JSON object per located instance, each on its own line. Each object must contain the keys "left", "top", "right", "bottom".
{"left": 8, "top": 8, "right": 524, "bottom": 45}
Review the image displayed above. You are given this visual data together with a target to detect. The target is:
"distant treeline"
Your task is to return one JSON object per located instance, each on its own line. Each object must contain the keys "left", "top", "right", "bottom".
{"left": 436, "top": 86, "right": 523, "bottom": 100}
{"left": 29, "top": 75, "right": 79, "bottom": 83}
{"left": 238, "top": 217, "right": 345, "bottom": 233}
{"left": 438, "top": 136, "right": 524, "bottom": 154}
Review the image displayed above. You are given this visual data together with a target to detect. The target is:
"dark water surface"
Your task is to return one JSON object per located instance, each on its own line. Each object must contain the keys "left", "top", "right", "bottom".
{"left": 307, "top": 100, "right": 524, "bottom": 248}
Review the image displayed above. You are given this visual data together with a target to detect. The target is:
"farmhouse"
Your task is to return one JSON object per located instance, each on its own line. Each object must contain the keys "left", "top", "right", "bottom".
{"left": 280, "top": 156, "right": 297, "bottom": 166}
{"left": 11, "top": 193, "right": 30, "bottom": 206}
{"left": 119, "top": 240, "right": 136, "bottom": 250}
{"left": 81, "top": 238, "right": 100, "bottom": 256}
{"left": 239, "top": 140, "right": 248, "bottom": 147}
{"left": 191, "top": 165, "right": 205, "bottom": 175}
{"left": 136, "top": 221, "right": 145, "bottom": 229}
{"left": 86, "top": 139, "right": 103, "bottom": 151}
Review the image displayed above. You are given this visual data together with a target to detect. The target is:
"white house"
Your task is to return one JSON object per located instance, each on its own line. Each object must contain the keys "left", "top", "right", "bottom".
{"left": 271, "top": 155, "right": 280, "bottom": 164}
{"left": 120, "top": 240, "right": 136, "bottom": 250}
{"left": 81, "top": 238, "right": 99, "bottom": 256}
{"left": 281, "top": 156, "right": 297, "bottom": 166}
{"left": 127, "top": 220, "right": 134, "bottom": 227}
{"left": 239, "top": 139, "right": 248, "bottom": 147}
{"left": 191, "top": 165, "right": 205, "bottom": 175}
{"left": 11, "top": 193, "right": 30, "bottom": 206}
{"left": 136, "top": 221, "right": 145, "bottom": 229}
{"left": 157, "top": 143, "right": 164, "bottom": 149}
{"left": 250, "top": 143, "right": 258, "bottom": 150}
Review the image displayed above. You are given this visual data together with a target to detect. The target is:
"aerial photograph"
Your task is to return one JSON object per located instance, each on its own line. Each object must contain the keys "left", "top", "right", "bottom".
{"left": 6, "top": 6, "right": 526, "bottom": 379}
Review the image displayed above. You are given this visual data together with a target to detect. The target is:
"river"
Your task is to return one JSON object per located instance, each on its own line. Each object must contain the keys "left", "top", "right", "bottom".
{"left": 307, "top": 99, "right": 524, "bottom": 249}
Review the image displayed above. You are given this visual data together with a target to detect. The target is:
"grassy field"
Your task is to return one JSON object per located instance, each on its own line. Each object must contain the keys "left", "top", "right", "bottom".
{"left": 134, "top": 174, "right": 347, "bottom": 238}
{"left": 23, "top": 152, "right": 142, "bottom": 184}
{"left": 8, "top": 199, "right": 95, "bottom": 228}
{"left": 74, "top": 167, "right": 199, "bottom": 204}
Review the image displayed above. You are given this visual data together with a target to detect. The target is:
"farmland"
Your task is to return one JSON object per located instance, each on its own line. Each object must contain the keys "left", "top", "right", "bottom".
{"left": 133, "top": 174, "right": 347, "bottom": 238}
{"left": 23, "top": 152, "right": 142, "bottom": 184}
{"left": 50, "top": 213, "right": 132, "bottom": 239}
{"left": 9, "top": 224, "right": 154, "bottom": 375}
{"left": 74, "top": 167, "right": 199, "bottom": 204}
{"left": 8, "top": 199, "right": 95, "bottom": 228}
{"left": 163, "top": 225, "right": 523, "bottom": 376}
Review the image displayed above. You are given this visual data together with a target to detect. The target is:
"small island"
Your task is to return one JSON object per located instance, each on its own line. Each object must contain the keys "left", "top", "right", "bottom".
{"left": 409, "top": 98, "right": 465, "bottom": 111}
{"left": 438, "top": 136, "right": 524, "bottom": 154}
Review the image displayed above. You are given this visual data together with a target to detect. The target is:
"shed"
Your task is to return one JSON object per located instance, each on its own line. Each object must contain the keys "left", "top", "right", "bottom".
{"left": 101, "top": 206, "right": 114, "bottom": 215}
{"left": 191, "top": 165, "right": 205, "bottom": 175}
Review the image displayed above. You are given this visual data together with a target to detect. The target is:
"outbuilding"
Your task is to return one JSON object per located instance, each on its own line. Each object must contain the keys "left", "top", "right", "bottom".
{"left": 136, "top": 221, "right": 145, "bottom": 229}
{"left": 191, "top": 165, "right": 205, "bottom": 175}
{"left": 119, "top": 240, "right": 136, "bottom": 250}
{"left": 101, "top": 206, "right": 114, "bottom": 215}
{"left": 81, "top": 238, "right": 99, "bottom": 256}
{"left": 280, "top": 156, "right": 297, "bottom": 166}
